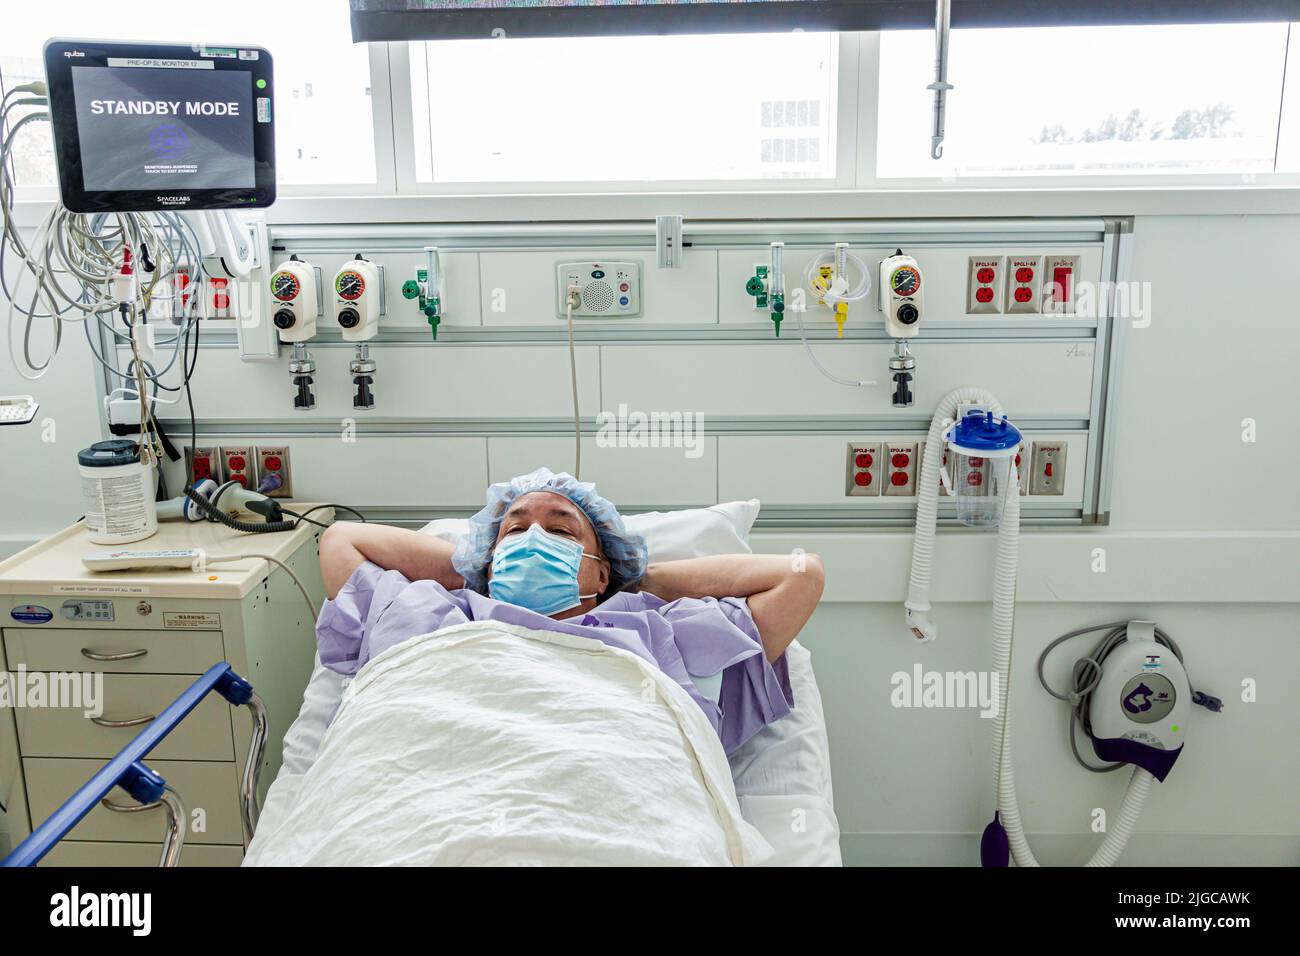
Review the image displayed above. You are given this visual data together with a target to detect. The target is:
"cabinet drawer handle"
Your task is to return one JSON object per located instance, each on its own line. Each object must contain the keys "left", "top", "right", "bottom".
{"left": 89, "top": 714, "right": 155, "bottom": 728}
{"left": 101, "top": 797, "right": 160, "bottom": 813}
{"left": 80, "top": 647, "right": 148, "bottom": 662}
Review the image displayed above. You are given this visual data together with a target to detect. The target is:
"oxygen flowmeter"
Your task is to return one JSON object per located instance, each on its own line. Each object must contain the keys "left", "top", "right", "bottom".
{"left": 744, "top": 242, "right": 786, "bottom": 337}
{"left": 332, "top": 254, "right": 381, "bottom": 409}
{"left": 880, "top": 249, "right": 924, "bottom": 407}
{"left": 401, "top": 246, "right": 443, "bottom": 340}
{"left": 269, "top": 255, "right": 317, "bottom": 410}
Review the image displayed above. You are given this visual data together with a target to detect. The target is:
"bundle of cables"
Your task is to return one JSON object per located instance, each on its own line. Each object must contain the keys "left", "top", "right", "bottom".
{"left": 3, "top": 82, "right": 362, "bottom": 536}
{"left": 3, "top": 79, "right": 208, "bottom": 488}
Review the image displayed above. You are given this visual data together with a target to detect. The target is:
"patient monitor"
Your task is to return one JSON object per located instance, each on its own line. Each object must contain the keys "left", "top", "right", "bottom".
{"left": 43, "top": 38, "right": 276, "bottom": 212}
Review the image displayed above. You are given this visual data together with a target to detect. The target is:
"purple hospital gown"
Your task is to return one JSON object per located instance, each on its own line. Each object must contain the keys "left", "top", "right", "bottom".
{"left": 317, "top": 561, "right": 794, "bottom": 754}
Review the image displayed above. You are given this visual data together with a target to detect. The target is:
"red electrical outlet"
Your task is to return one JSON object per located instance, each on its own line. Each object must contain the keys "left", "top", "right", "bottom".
{"left": 1005, "top": 255, "right": 1043, "bottom": 314}
{"left": 966, "top": 256, "right": 1004, "bottom": 314}
{"left": 185, "top": 446, "right": 220, "bottom": 484}
{"left": 220, "top": 445, "right": 254, "bottom": 489}
{"left": 883, "top": 441, "right": 920, "bottom": 497}
{"left": 255, "top": 445, "right": 293, "bottom": 498}
{"left": 845, "top": 441, "right": 882, "bottom": 497}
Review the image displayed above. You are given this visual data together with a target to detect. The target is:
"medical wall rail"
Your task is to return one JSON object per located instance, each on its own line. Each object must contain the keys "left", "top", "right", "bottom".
{"left": 1, "top": 662, "right": 268, "bottom": 868}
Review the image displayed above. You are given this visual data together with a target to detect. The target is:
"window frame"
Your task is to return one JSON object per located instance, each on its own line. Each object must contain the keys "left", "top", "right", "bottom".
{"left": 387, "top": 32, "right": 861, "bottom": 194}
{"left": 863, "top": 23, "right": 1300, "bottom": 190}
{"left": 8, "top": 24, "right": 1300, "bottom": 210}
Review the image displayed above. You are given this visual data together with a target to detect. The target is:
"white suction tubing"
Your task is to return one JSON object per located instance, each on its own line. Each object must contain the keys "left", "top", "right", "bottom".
{"left": 905, "top": 387, "right": 1153, "bottom": 867}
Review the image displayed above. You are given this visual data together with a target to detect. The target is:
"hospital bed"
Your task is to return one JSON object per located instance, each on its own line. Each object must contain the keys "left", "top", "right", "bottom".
{"left": 257, "top": 500, "right": 842, "bottom": 866}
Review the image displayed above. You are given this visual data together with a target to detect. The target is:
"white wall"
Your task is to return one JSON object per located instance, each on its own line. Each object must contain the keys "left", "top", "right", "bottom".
{"left": 1109, "top": 215, "right": 1300, "bottom": 530}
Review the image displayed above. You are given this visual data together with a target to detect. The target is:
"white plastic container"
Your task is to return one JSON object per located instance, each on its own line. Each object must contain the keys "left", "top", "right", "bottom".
{"left": 942, "top": 411, "right": 1022, "bottom": 528}
{"left": 78, "top": 440, "right": 158, "bottom": 544}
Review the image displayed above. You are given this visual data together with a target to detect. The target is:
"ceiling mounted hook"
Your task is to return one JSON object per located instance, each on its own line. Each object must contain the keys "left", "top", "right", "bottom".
{"left": 928, "top": 0, "right": 953, "bottom": 161}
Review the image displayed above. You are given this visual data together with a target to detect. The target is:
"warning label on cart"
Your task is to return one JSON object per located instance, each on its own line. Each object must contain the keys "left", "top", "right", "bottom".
{"left": 163, "top": 612, "right": 220, "bottom": 630}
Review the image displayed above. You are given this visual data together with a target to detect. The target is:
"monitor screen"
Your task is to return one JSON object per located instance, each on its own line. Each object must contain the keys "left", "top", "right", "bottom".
{"left": 44, "top": 40, "right": 275, "bottom": 212}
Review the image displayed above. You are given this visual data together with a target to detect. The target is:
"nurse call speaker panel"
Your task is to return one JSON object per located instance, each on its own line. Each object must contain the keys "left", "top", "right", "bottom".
{"left": 556, "top": 261, "right": 642, "bottom": 318}
{"left": 43, "top": 39, "right": 275, "bottom": 212}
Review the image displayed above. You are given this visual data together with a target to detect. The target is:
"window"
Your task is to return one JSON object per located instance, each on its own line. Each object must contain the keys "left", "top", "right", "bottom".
{"left": 407, "top": 32, "right": 838, "bottom": 184}
{"left": 0, "top": 0, "right": 376, "bottom": 188}
{"left": 876, "top": 23, "right": 1293, "bottom": 180}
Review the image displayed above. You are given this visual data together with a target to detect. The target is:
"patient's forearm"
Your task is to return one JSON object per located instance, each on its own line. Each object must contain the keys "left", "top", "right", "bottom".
{"left": 320, "top": 522, "right": 463, "bottom": 599}
{"left": 640, "top": 554, "right": 802, "bottom": 602}
{"left": 639, "top": 554, "right": 825, "bottom": 662}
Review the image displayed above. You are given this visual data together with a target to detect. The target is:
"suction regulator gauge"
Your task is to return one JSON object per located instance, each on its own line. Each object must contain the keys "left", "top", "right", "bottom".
{"left": 271, "top": 271, "right": 300, "bottom": 301}
{"left": 890, "top": 265, "right": 921, "bottom": 297}
{"left": 336, "top": 271, "right": 365, "bottom": 301}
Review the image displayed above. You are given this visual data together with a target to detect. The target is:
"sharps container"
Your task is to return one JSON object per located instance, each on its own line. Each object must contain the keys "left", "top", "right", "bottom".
{"left": 77, "top": 439, "right": 157, "bottom": 544}
{"left": 943, "top": 410, "right": 1023, "bottom": 528}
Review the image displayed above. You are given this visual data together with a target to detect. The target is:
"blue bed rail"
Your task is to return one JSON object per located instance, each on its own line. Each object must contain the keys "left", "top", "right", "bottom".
{"left": 2, "top": 662, "right": 268, "bottom": 868}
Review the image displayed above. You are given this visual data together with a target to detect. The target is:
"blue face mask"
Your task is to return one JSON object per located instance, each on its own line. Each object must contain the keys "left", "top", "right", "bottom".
{"left": 488, "top": 524, "right": 600, "bottom": 615}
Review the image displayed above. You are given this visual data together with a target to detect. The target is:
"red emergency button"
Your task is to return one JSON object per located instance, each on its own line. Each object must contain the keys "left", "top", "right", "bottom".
{"left": 1045, "top": 463, "right": 1053, "bottom": 478}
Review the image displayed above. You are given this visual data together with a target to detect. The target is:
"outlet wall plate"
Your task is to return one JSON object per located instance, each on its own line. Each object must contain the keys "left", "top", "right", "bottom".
{"left": 845, "top": 441, "right": 883, "bottom": 497}
{"left": 883, "top": 441, "right": 920, "bottom": 496}
{"left": 220, "top": 445, "right": 255, "bottom": 489}
{"left": 966, "top": 256, "right": 1004, "bottom": 314}
{"left": 1030, "top": 441, "right": 1067, "bottom": 495}
{"left": 1005, "top": 255, "right": 1043, "bottom": 314}
{"left": 185, "top": 446, "right": 221, "bottom": 484}
{"left": 255, "top": 445, "right": 292, "bottom": 498}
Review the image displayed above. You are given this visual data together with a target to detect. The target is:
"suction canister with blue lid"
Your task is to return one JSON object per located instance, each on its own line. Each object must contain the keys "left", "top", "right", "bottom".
{"left": 942, "top": 410, "right": 1022, "bottom": 528}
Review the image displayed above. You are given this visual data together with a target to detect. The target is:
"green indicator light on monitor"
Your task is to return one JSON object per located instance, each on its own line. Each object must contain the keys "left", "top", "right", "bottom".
{"left": 256, "top": 78, "right": 267, "bottom": 89}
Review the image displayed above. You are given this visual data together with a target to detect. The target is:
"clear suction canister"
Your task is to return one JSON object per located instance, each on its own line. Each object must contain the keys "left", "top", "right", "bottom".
{"left": 943, "top": 410, "right": 1022, "bottom": 528}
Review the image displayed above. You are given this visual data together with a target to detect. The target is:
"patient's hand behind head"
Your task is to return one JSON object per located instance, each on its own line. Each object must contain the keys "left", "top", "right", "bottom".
{"left": 489, "top": 492, "right": 610, "bottom": 619}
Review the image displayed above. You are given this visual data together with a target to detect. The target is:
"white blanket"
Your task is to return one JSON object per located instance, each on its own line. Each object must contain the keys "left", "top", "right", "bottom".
{"left": 244, "top": 620, "right": 773, "bottom": 866}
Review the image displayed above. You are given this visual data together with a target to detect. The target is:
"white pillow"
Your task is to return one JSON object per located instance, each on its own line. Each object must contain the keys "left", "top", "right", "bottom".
{"left": 418, "top": 499, "right": 761, "bottom": 563}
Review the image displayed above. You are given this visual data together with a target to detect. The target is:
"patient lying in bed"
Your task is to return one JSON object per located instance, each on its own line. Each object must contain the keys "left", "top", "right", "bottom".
{"left": 244, "top": 468, "right": 824, "bottom": 865}
{"left": 316, "top": 467, "right": 825, "bottom": 754}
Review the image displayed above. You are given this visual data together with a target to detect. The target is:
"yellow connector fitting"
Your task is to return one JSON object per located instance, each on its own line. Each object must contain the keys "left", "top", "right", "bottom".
{"left": 835, "top": 302, "right": 848, "bottom": 337}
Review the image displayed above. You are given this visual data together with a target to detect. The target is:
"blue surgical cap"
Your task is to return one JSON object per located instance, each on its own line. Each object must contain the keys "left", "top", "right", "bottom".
{"left": 452, "top": 467, "right": 648, "bottom": 598}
